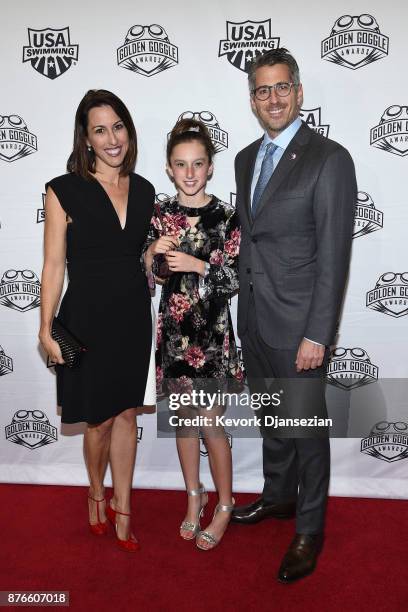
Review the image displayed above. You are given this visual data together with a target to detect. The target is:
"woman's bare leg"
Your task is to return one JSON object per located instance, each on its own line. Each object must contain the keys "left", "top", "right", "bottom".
{"left": 84, "top": 417, "right": 113, "bottom": 524}
{"left": 109, "top": 407, "right": 138, "bottom": 540}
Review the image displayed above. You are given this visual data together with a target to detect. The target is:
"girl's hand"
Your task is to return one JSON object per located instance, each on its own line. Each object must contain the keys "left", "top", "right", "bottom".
{"left": 39, "top": 331, "right": 65, "bottom": 365}
{"left": 147, "top": 235, "right": 179, "bottom": 256}
{"left": 165, "top": 251, "right": 205, "bottom": 274}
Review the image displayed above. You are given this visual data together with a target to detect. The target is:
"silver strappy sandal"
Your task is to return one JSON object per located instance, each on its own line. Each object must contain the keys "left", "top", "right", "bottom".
{"left": 196, "top": 498, "right": 235, "bottom": 550}
{"left": 180, "top": 483, "right": 208, "bottom": 540}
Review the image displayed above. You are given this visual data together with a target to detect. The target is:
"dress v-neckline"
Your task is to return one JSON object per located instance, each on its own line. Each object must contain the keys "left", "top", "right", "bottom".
{"left": 94, "top": 174, "right": 132, "bottom": 231}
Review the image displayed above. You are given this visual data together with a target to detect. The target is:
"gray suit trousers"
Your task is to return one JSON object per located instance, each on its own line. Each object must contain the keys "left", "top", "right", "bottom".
{"left": 241, "top": 293, "right": 330, "bottom": 534}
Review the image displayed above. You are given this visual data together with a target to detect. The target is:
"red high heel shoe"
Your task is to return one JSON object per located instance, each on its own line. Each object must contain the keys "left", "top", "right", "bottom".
{"left": 88, "top": 494, "right": 108, "bottom": 536}
{"left": 106, "top": 502, "right": 140, "bottom": 552}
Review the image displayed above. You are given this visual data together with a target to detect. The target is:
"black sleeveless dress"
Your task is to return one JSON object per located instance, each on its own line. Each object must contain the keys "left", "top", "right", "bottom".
{"left": 46, "top": 172, "right": 154, "bottom": 424}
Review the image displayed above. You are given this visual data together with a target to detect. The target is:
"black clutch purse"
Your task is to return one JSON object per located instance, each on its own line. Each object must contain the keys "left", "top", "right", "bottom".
{"left": 51, "top": 317, "right": 86, "bottom": 368}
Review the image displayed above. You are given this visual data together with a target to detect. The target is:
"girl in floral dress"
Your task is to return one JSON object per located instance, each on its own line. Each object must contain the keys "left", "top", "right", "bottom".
{"left": 143, "top": 118, "right": 243, "bottom": 550}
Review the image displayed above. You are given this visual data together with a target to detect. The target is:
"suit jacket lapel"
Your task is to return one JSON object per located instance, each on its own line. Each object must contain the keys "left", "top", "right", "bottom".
{"left": 242, "top": 138, "right": 262, "bottom": 226}
{"left": 253, "top": 123, "right": 312, "bottom": 219}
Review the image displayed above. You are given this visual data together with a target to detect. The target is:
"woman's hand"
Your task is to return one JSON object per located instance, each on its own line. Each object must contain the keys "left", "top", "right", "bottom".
{"left": 165, "top": 251, "right": 205, "bottom": 274}
{"left": 147, "top": 235, "right": 179, "bottom": 256}
{"left": 39, "top": 330, "right": 65, "bottom": 365}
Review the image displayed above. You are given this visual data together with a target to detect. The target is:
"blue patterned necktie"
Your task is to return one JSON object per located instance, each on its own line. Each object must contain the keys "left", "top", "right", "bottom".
{"left": 251, "top": 142, "right": 278, "bottom": 215}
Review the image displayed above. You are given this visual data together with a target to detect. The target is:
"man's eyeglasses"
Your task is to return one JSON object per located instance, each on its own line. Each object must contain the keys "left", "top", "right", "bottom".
{"left": 251, "top": 82, "right": 297, "bottom": 101}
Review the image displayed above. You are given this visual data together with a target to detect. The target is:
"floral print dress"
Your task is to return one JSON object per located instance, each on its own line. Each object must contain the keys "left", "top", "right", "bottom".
{"left": 143, "top": 195, "right": 244, "bottom": 394}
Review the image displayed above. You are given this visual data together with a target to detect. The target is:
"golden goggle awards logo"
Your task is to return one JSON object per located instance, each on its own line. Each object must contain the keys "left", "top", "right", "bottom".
{"left": 361, "top": 422, "right": 408, "bottom": 462}
{"left": 366, "top": 273, "right": 408, "bottom": 318}
{"left": 218, "top": 19, "right": 280, "bottom": 73}
{"left": 155, "top": 192, "right": 170, "bottom": 204}
{"left": 326, "top": 347, "right": 378, "bottom": 390}
{"left": 0, "top": 269, "right": 41, "bottom": 312}
{"left": 117, "top": 24, "right": 178, "bottom": 77}
{"left": 172, "top": 111, "right": 228, "bottom": 153}
{"left": 321, "top": 14, "right": 389, "bottom": 70}
{"left": 353, "top": 191, "right": 383, "bottom": 239}
{"left": 5, "top": 410, "right": 58, "bottom": 450}
{"left": 370, "top": 106, "right": 408, "bottom": 157}
{"left": 23, "top": 27, "right": 79, "bottom": 79}
{"left": 0, "top": 115, "right": 37, "bottom": 163}
{"left": 299, "top": 108, "right": 329, "bottom": 137}
{"left": 0, "top": 344, "right": 13, "bottom": 376}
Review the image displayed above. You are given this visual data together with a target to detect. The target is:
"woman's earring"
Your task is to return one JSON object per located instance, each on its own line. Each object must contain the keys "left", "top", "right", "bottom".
{"left": 87, "top": 145, "right": 92, "bottom": 152}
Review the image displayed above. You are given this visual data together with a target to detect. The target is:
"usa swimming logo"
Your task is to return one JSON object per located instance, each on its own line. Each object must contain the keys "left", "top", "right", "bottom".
{"left": 353, "top": 191, "right": 383, "bottom": 239}
{"left": 173, "top": 112, "right": 228, "bottom": 153}
{"left": 321, "top": 14, "right": 389, "bottom": 70}
{"left": 23, "top": 27, "right": 79, "bottom": 79}
{"left": 299, "top": 108, "right": 329, "bottom": 137}
{"left": 0, "top": 115, "right": 37, "bottom": 163}
{"left": 218, "top": 19, "right": 280, "bottom": 73}
{"left": 37, "top": 193, "right": 46, "bottom": 223}
{"left": 366, "top": 273, "right": 408, "bottom": 318}
{"left": 370, "top": 106, "right": 408, "bottom": 157}
{"left": 326, "top": 347, "right": 378, "bottom": 390}
{"left": 0, "top": 269, "right": 41, "bottom": 312}
{"left": 117, "top": 24, "right": 178, "bottom": 77}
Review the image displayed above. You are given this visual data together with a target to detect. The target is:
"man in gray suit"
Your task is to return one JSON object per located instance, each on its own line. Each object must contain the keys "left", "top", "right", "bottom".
{"left": 231, "top": 48, "right": 356, "bottom": 582}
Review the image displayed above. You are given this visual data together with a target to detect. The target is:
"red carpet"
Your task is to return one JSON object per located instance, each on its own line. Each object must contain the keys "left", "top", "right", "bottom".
{"left": 0, "top": 484, "right": 406, "bottom": 611}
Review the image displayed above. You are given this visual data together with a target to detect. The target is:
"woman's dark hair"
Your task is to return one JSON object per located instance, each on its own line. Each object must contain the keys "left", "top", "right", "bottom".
{"left": 67, "top": 89, "right": 137, "bottom": 178}
{"left": 167, "top": 118, "right": 215, "bottom": 164}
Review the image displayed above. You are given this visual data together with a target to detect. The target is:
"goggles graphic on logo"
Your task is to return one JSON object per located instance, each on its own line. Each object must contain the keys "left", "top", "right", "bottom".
{"left": 366, "top": 272, "right": 408, "bottom": 318}
{"left": 321, "top": 14, "right": 389, "bottom": 70}
{"left": 155, "top": 193, "right": 170, "bottom": 204}
{"left": 5, "top": 410, "right": 58, "bottom": 450}
{"left": 370, "top": 106, "right": 408, "bottom": 156}
{"left": 0, "top": 269, "right": 41, "bottom": 312}
{"left": 353, "top": 191, "right": 383, "bottom": 239}
{"left": 0, "top": 115, "right": 37, "bottom": 162}
{"left": 361, "top": 421, "right": 408, "bottom": 462}
{"left": 117, "top": 24, "right": 178, "bottom": 77}
{"left": 327, "top": 347, "right": 378, "bottom": 390}
{"left": 171, "top": 111, "right": 228, "bottom": 153}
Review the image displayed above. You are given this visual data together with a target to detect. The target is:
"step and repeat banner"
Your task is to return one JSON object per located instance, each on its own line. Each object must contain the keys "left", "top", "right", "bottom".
{"left": 1, "top": 0, "right": 407, "bottom": 498}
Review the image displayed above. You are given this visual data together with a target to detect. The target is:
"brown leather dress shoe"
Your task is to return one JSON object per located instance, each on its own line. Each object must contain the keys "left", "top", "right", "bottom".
{"left": 231, "top": 497, "right": 296, "bottom": 524}
{"left": 278, "top": 533, "right": 323, "bottom": 583}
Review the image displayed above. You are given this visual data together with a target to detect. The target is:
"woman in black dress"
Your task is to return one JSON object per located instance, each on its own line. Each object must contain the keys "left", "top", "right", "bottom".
{"left": 143, "top": 119, "right": 243, "bottom": 550}
{"left": 39, "top": 90, "right": 155, "bottom": 552}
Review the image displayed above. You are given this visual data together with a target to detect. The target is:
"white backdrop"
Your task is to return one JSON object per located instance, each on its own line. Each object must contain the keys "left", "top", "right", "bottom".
{"left": 1, "top": 0, "right": 407, "bottom": 498}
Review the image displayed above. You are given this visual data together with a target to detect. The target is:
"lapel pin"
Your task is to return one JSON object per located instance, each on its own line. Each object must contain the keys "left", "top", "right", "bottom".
{"left": 290, "top": 153, "right": 297, "bottom": 160}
